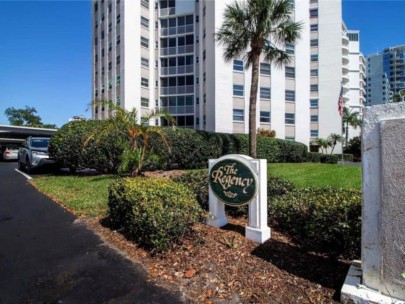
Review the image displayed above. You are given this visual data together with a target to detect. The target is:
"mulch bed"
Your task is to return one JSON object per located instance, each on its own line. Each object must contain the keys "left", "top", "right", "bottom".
{"left": 83, "top": 215, "right": 350, "bottom": 304}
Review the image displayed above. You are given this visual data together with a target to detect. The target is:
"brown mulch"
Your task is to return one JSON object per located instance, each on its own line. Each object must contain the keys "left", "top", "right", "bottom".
{"left": 83, "top": 215, "right": 350, "bottom": 304}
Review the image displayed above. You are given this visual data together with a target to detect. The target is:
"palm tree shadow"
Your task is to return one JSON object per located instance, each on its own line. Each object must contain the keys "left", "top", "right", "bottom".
{"left": 251, "top": 238, "right": 350, "bottom": 301}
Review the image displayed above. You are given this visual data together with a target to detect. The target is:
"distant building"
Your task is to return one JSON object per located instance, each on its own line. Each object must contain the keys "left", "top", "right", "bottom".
{"left": 69, "top": 115, "right": 86, "bottom": 122}
{"left": 366, "top": 45, "right": 405, "bottom": 106}
{"left": 91, "top": 0, "right": 363, "bottom": 153}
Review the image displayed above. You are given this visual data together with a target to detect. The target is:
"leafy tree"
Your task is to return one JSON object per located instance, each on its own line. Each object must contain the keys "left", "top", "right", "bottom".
{"left": 86, "top": 100, "right": 174, "bottom": 176}
{"left": 327, "top": 133, "right": 343, "bottom": 154}
{"left": 4, "top": 106, "right": 56, "bottom": 128}
{"left": 313, "top": 138, "right": 331, "bottom": 154}
{"left": 216, "top": 0, "right": 302, "bottom": 158}
{"left": 342, "top": 106, "right": 361, "bottom": 147}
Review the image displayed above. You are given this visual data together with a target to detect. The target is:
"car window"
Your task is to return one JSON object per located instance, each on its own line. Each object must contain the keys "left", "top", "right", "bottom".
{"left": 30, "top": 139, "right": 50, "bottom": 148}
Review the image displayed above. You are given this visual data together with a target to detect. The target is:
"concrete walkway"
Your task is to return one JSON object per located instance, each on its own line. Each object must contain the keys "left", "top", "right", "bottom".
{"left": 0, "top": 162, "right": 183, "bottom": 304}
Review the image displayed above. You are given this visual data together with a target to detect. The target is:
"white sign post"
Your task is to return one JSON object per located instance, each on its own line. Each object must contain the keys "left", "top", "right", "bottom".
{"left": 207, "top": 154, "right": 271, "bottom": 244}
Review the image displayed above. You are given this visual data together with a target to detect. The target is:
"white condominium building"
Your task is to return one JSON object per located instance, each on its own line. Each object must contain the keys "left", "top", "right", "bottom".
{"left": 91, "top": 0, "right": 362, "bottom": 152}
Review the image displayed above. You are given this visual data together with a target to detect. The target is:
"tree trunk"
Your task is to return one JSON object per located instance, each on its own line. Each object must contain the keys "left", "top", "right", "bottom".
{"left": 249, "top": 53, "right": 260, "bottom": 158}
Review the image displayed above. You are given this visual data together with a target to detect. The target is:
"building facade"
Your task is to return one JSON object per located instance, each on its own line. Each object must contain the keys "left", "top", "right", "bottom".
{"left": 366, "top": 45, "right": 405, "bottom": 106}
{"left": 91, "top": 0, "right": 362, "bottom": 152}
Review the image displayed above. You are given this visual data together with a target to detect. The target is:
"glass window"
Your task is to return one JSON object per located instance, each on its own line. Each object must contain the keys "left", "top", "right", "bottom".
{"left": 260, "top": 63, "right": 271, "bottom": 75}
{"left": 310, "top": 85, "right": 318, "bottom": 92}
{"left": 141, "top": 36, "right": 149, "bottom": 48}
{"left": 116, "top": 35, "right": 120, "bottom": 45}
{"left": 311, "top": 69, "right": 318, "bottom": 76}
{"left": 285, "top": 113, "right": 295, "bottom": 124}
{"left": 310, "top": 9, "right": 318, "bottom": 18}
{"left": 141, "top": 97, "right": 149, "bottom": 107}
{"left": 233, "top": 109, "right": 244, "bottom": 121}
{"left": 286, "top": 44, "right": 295, "bottom": 55}
{"left": 310, "top": 24, "right": 318, "bottom": 32}
{"left": 310, "top": 99, "right": 319, "bottom": 107}
{"left": 311, "top": 130, "right": 319, "bottom": 138}
{"left": 141, "top": 57, "right": 149, "bottom": 68}
{"left": 233, "top": 60, "right": 244, "bottom": 72}
{"left": 141, "top": 16, "right": 149, "bottom": 28}
{"left": 116, "top": 75, "right": 121, "bottom": 85}
{"left": 141, "top": 77, "right": 149, "bottom": 87}
{"left": 233, "top": 84, "right": 244, "bottom": 97}
{"left": 311, "top": 54, "right": 318, "bottom": 61}
{"left": 285, "top": 90, "right": 295, "bottom": 101}
{"left": 311, "top": 115, "right": 318, "bottom": 122}
{"left": 260, "top": 111, "right": 270, "bottom": 123}
{"left": 310, "top": 39, "right": 318, "bottom": 47}
{"left": 285, "top": 67, "right": 295, "bottom": 78}
{"left": 260, "top": 87, "right": 271, "bottom": 99}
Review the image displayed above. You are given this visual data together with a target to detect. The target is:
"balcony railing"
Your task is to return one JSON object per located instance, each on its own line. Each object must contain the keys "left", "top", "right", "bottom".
{"left": 160, "top": 7, "right": 175, "bottom": 17}
{"left": 160, "top": 45, "right": 194, "bottom": 56}
{"left": 161, "top": 65, "right": 194, "bottom": 76}
{"left": 161, "top": 24, "right": 194, "bottom": 36}
{"left": 160, "top": 85, "right": 194, "bottom": 95}
{"left": 163, "top": 105, "right": 194, "bottom": 115}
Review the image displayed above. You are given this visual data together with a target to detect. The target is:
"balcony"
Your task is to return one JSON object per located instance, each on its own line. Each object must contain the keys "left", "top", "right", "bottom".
{"left": 342, "top": 44, "right": 349, "bottom": 55}
{"left": 342, "top": 55, "right": 349, "bottom": 65}
{"left": 342, "top": 33, "right": 349, "bottom": 46}
{"left": 161, "top": 65, "right": 194, "bottom": 76}
{"left": 160, "top": 45, "right": 194, "bottom": 56}
{"left": 160, "top": 85, "right": 195, "bottom": 95}
{"left": 160, "top": 7, "right": 175, "bottom": 17}
{"left": 342, "top": 65, "right": 349, "bottom": 74}
{"left": 342, "top": 73, "right": 350, "bottom": 84}
{"left": 161, "top": 24, "right": 194, "bottom": 36}
{"left": 163, "top": 105, "right": 194, "bottom": 115}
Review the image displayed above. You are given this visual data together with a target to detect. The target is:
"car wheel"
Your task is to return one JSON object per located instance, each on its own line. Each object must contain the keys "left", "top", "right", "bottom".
{"left": 25, "top": 157, "right": 32, "bottom": 174}
{"left": 18, "top": 159, "right": 23, "bottom": 171}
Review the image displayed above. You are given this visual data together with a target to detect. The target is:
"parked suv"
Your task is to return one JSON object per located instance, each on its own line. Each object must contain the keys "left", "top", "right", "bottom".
{"left": 18, "top": 137, "right": 55, "bottom": 173}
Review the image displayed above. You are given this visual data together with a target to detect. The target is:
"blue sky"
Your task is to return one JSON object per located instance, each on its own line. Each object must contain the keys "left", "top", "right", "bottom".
{"left": 0, "top": 0, "right": 404, "bottom": 127}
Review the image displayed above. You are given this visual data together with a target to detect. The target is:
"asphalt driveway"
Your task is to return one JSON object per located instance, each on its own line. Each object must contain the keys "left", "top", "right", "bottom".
{"left": 0, "top": 162, "right": 183, "bottom": 304}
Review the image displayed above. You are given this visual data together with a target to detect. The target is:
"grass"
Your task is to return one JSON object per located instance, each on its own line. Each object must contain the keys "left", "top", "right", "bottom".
{"left": 31, "top": 175, "right": 115, "bottom": 217}
{"left": 268, "top": 163, "right": 361, "bottom": 189}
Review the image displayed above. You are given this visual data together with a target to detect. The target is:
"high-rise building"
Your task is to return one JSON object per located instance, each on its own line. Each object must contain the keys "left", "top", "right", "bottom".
{"left": 91, "top": 0, "right": 362, "bottom": 153}
{"left": 366, "top": 45, "right": 405, "bottom": 106}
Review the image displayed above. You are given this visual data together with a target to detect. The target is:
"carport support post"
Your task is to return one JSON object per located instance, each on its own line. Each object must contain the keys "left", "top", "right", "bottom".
{"left": 246, "top": 159, "right": 271, "bottom": 243}
{"left": 206, "top": 159, "right": 228, "bottom": 227}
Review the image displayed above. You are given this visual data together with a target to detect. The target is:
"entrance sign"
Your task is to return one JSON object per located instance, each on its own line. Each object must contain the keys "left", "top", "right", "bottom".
{"left": 209, "top": 159, "right": 257, "bottom": 206}
{"left": 207, "top": 154, "right": 271, "bottom": 244}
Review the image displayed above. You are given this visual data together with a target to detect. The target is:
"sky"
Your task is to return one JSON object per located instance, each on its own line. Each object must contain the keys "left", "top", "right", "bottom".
{"left": 0, "top": 0, "right": 404, "bottom": 128}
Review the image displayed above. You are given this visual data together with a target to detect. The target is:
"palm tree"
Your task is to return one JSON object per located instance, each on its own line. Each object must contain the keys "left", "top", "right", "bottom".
{"left": 342, "top": 106, "right": 361, "bottom": 148}
{"left": 327, "top": 133, "right": 343, "bottom": 154}
{"left": 313, "top": 138, "right": 331, "bottom": 154}
{"left": 87, "top": 99, "right": 174, "bottom": 176}
{"left": 216, "top": 0, "right": 302, "bottom": 158}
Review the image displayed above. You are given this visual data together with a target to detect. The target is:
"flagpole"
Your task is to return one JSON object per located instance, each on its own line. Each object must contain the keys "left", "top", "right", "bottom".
{"left": 341, "top": 115, "right": 344, "bottom": 165}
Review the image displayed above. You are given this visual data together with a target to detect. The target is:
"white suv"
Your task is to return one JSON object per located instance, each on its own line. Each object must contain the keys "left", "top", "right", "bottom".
{"left": 18, "top": 137, "right": 55, "bottom": 173}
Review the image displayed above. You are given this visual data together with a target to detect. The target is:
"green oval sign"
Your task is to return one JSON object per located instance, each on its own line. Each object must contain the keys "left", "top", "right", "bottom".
{"left": 209, "top": 159, "right": 257, "bottom": 206}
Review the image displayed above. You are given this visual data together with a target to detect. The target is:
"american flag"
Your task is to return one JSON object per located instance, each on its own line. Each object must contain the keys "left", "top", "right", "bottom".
{"left": 338, "top": 85, "right": 344, "bottom": 117}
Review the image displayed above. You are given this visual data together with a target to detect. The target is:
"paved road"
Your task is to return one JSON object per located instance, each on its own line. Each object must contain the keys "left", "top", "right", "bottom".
{"left": 0, "top": 162, "right": 183, "bottom": 304}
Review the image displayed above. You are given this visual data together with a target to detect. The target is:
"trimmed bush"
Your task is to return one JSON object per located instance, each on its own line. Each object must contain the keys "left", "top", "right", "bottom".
{"left": 307, "top": 152, "right": 322, "bottom": 163}
{"left": 333, "top": 153, "right": 354, "bottom": 162}
{"left": 173, "top": 170, "right": 209, "bottom": 210}
{"left": 108, "top": 177, "right": 202, "bottom": 252}
{"left": 276, "top": 139, "right": 309, "bottom": 163}
{"left": 269, "top": 187, "right": 361, "bottom": 259}
{"left": 49, "top": 120, "right": 125, "bottom": 173}
{"left": 320, "top": 154, "right": 339, "bottom": 164}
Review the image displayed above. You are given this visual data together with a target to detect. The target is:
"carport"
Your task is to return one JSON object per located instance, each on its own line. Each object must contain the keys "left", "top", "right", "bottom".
{"left": 0, "top": 125, "right": 57, "bottom": 146}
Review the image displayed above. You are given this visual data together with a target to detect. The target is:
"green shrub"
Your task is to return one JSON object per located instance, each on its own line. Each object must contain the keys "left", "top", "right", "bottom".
{"left": 320, "top": 154, "right": 339, "bottom": 164}
{"left": 268, "top": 176, "right": 295, "bottom": 199}
{"left": 108, "top": 177, "right": 202, "bottom": 252}
{"left": 276, "top": 139, "right": 309, "bottom": 163}
{"left": 269, "top": 187, "right": 361, "bottom": 259}
{"left": 257, "top": 136, "right": 282, "bottom": 163}
{"left": 49, "top": 120, "right": 125, "bottom": 173}
{"left": 333, "top": 153, "right": 354, "bottom": 162}
{"left": 344, "top": 136, "right": 361, "bottom": 161}
{"left": 173, "top": 170, "right": 209, "bottom": 210}
{"left": 307, "top": 152, "right": 322, "bottom": 163}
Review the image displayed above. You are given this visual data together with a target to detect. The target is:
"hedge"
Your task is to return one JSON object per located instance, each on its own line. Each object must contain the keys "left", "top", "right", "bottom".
{"left": 108, "top": 177, "right": 202, "bottom": 252}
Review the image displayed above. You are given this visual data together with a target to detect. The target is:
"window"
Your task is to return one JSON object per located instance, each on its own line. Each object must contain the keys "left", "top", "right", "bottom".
{"left": 310, "top": 24, "right": 318, "bottom": 32}
{"left": 95, "top": 37, "right": 98, "bottom": 45}
{"left": 310, "top": 9, "right": 318, "bottom": 18}
{"left": 116, "top": 75, "right": 121, "bottom": 85}
{"left": 95, "top": 54, "right": 98, "bottom": 63}
{"left": 141, "top": 118, "right": 149, "bottom": 126}
{"left": 286, "top": 44, "right": 295, "bottom": 55}
{"left": 285, "top": 137, "right": 295, "bottom": 141}
{"left": 116, "top": 35, "right": 120, "bottom": 45}
{"left": 141, "top": 57, "right": 149, "bottom": 68}
{"left": 260, "top": 63, "right": 271, "bottom": 75}
{"left": 233, "top": 84, "right": 244, "bottom": 96}
{"left": 108, "top": 23, "right": 112, "bottom": 32}
{"left": 233, "top": 60, "right": 244, "bottom": 72}
{"left": 196, "top": 15, "right": 199, "bottom": 23}
{"left": 310, "top": 130, "right": 319, "bottom": 138}
{"left": 116, "top": 96, "right": 121, "bottom": 106}
{"left": 311, "top": 54, "right": 318, "bottom": 61}
{"left": 108, "top": 42, "right": 112, "bottom": 51}
{"left": 141, "top": 0, "right": 149, "bottom": 8}
{"left": 310, "top": 85, "right": 318, "bottom": 92}
{"left": 285, "top": 113, "right": 295, "bottom": 124}
{"left": 141, "top": 77, "right": 149, "bottom": 87}
{"left": 203, "top": 6, "right": 206, "bottom": 16}
{"left": 233, "top": 109, "right": 244, "bottom": 121}
{"left": 260, "top": 111, "right": 270, "bottom": 123}
{"left": 141, "top": 97, "right": 149, "bottom": 107}
{"left": 311, "top": 69, "right": 318, "bottom": 76}
{"left": 285, "top": 67, "right": 295, "bottom": 78}
{"left": 141, "top": 36, "right": 149, "bottom": 48}
{"left": 141, "top": 16, "right": 149, "bottom": 28}
{"left": 203, "top": 50, "right": 206, "bottom": 60}
{"left": 108, "top": 4, "right": 112, "bottom": 13}
{"left": 310, "top": 99, "right": 319, "bottom": 107}
{"left": 310, "top": 39, "right": 318, "bottom": 47}
{"left": 260, "top": 87, "right": 271, "bottom": 99}
{"left": 348, "top": 32, "right": 359, "bottom": 41}
{"left": 117, "top": 14, "right": 121, "bottom": 24}
{"left": 285, "top": 90, "right": 295, "bottom": 101}
{"left": 108, "top": 61, "right": 112, "bottom": 71}
{"left": 311, "top": 115, "right": 318, "bottom": 122}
